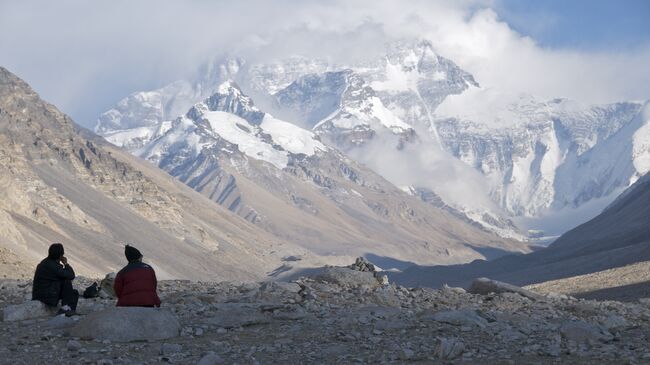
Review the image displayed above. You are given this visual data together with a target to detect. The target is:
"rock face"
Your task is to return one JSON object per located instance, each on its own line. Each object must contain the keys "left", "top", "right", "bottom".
{"left": 70, "top": 307, "right": 180, "bottom": 342}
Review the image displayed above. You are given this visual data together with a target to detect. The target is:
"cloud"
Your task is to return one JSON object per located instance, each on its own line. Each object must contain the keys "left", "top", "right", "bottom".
{"left": 0, "top": 0, "right": 648, "bottom": 127}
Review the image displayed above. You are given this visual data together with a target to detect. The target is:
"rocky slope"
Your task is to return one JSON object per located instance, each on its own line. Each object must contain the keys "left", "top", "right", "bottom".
{"left": 3, "top": 264, "right": 650, "bottom": 364}
{"left": 392, "top": 171, "right": 650, "bottom": 289}
{"left": 526, "top": 260, "right": 650, "bottom": 302}
{"left": 0, "top": 66, "right": 323, "bottom": 281}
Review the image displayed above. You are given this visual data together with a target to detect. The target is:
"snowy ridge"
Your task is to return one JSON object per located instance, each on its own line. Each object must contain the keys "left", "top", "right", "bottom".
{"left": 141, "top": 81, "right": 326, "bottom": 170}
{"left": 435, "top": 98, "right": 648, "bottom": 222}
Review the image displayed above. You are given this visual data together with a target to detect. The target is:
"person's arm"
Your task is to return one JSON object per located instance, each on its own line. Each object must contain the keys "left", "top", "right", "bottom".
{"left": 52, "top": 257, "right": 75, "bottom": 280}
{"left": 113, "top": 272, "right": 124, "bottom": 299}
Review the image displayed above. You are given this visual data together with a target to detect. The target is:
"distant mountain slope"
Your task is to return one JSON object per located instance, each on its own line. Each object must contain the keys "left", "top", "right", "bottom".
{"left": 391, "top": 172, "right": 650, "bottom": 288}
{"left": 0, "top": 66, "right": 313, "bottom": 280}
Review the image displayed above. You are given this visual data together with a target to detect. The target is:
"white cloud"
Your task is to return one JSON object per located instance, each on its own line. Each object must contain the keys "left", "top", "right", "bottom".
{"left": 0, "top": 0, "right": 648, "bottom": 126}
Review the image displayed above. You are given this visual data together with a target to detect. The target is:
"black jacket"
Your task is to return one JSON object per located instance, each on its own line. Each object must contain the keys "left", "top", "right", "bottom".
{"left": 32, "top": 258, "right": 75, "bottom": 306}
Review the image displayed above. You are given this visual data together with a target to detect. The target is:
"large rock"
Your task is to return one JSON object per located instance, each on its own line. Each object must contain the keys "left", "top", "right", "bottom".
{"left": 468, "top": 277, "right": 544, "bottom": 301}
{"left": 99, "top": 273, "right": 117, "bottom": 298}
{"left": 313, "top": 267, "right": 380, "bottom": 287}
{"left": 70, "top": 307, "right": 180, "bottom": 342}
{"left": 205, "top": 304, "right": 271, "bottom": 328}
{"left": 423, "top": 309, "right": 488, "bottom": 328}
{"left": 2, "top": 301, "right": 58, "bottom": 322}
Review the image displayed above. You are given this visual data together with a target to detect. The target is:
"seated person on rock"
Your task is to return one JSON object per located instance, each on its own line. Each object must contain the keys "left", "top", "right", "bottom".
{"left": 32, "top": 243, "right": 79, "bottom": 316}
{"left": 114, "top": 245, "right": 161, "bottom": 307}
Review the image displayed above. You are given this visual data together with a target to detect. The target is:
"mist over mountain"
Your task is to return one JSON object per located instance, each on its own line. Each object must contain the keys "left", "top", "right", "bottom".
{"left": 95, "top": 39, "right": 650, "bottom": 242}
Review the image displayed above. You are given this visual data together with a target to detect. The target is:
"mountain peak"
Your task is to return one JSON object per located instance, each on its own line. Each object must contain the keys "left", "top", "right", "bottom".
{"left": 202, "top": 81, "right": 264, "bottom": 125}
{"left": 216, "top": 79, "right": 242, "bottom": 95}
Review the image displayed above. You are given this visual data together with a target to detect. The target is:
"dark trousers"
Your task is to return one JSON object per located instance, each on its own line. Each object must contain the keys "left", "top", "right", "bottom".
{"left": 60, "top": 280, "right": 79, "bottom": 311}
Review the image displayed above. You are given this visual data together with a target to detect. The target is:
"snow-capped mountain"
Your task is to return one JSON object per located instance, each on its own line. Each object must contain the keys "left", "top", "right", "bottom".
{"left": 434, "top": 88, "right": 649, "bottom": 235}
{"left": 110, "top": 80, "right": 527, "bottom": 266}
{"left": 274, "top": 70, "right": 415, "bottom": 150}
{"left": 96, "top": 58, "right": 244, "bottom": 150}
{"left": 96, "top": 38, "right": 650, "bottom": 241}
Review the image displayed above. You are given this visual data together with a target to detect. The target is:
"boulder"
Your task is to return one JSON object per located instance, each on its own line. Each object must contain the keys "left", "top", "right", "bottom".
{"left": 2, "top": 301, "right": 58, "bottom": 322}
{"left": 424, "top": 309, "right": 488, "bottom": 328}
{"left": 99, "top": 272, "right": 117, "bottom": 298}
{"left": 205, "top": 304, "right": 271, "bottom": 328}
{"left": 313, "top": 267, "right": 380, "bottom": 287}
{"left": 70, "top": 307, "right": 180, "bottom": 342}
{"left": 468, "top": 277, "right": 544, "bottom": 301}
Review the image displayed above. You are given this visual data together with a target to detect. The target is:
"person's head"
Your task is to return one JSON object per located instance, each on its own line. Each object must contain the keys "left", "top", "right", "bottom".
{"left": 124, "top": 244, "right": 143, "bottom": 263}
{"left": 47, "top": 243, "right": 64, "bottom": 260}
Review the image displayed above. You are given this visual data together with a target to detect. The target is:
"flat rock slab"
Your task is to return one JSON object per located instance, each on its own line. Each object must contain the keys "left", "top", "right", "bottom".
{"left": 313, "top": 267, "right": 380, "bottom": 287}
{"left": 469, "top": 277, "right": 544, "bottom": 301}
{"left": 2, "top": 301, "right": 58, "bottom": 322}
{"left": 70, "top": 307, "right": 180, "bottom": 342}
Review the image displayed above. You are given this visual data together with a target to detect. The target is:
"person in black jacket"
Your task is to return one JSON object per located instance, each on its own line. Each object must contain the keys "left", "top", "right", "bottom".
{"left": 32, "top": 243, "right": 78, "bottom": 316}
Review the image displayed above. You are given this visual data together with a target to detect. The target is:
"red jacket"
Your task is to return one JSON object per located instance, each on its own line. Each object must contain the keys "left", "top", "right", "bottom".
{"left": 114, "top": 261, "right": 161, "bottom": 307}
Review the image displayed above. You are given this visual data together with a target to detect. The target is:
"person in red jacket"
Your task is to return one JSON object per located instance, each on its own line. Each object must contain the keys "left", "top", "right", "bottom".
{"left": 114, "top": 245, "right": 161, "bottom": 307}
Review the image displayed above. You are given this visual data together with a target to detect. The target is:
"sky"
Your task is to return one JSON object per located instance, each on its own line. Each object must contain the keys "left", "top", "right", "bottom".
{"left": 494, "top": 0, "right": 650, "bottom": 50}
{"left": 0, "top": 0, "right": 649, "bottom": 128}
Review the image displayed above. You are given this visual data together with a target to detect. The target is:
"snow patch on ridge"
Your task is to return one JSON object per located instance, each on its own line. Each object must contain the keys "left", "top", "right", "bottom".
{"left": 202, "top": 111, "right": 289, "bottom": 169}
{"left": 260, "top": 114, "right": 326, "bottom": 156}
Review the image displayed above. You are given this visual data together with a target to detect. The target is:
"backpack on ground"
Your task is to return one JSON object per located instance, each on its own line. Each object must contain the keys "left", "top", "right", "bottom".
{"left": 82, "top": 282, "right": 100, "bottom": 298}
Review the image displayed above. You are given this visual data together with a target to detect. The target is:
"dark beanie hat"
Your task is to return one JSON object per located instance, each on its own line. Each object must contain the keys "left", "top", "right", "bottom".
{"left": 125, "top": 244, "right": 143, "bottom": 262}
{"left": 48, "top": 243, "right": 64, "bottom": 260}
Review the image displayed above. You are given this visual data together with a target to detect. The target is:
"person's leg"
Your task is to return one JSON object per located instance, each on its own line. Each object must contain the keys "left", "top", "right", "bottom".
{"left": 60, "top": 280, "right": 79, "bottom": 311}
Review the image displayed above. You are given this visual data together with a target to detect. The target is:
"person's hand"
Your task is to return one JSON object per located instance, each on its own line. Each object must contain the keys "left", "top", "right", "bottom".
{"left": 60, "top": 256, "right": 68, "bottom": 265}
